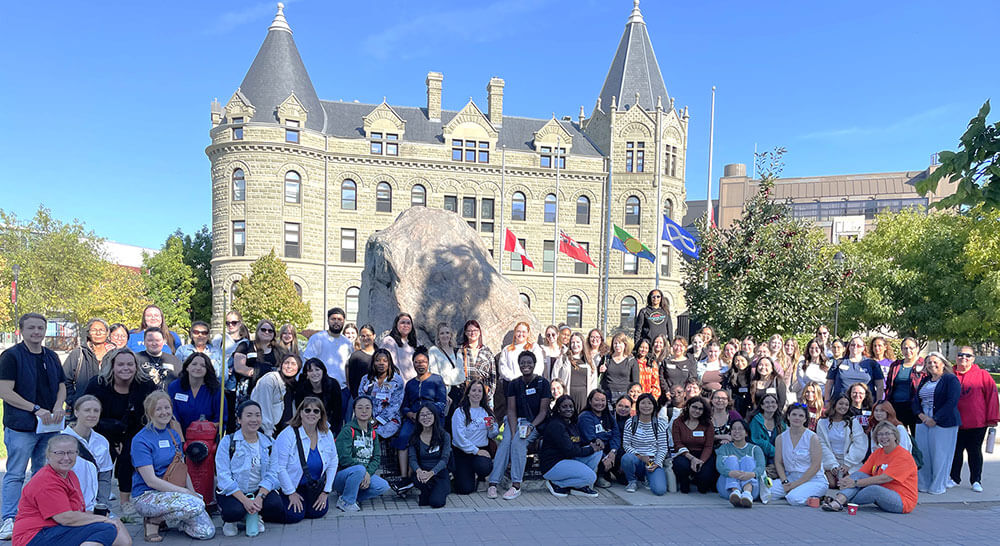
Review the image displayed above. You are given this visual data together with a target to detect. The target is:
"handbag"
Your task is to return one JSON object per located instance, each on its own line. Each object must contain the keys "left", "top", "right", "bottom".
{"left": 294, "top": 427, "right": 326, "bottom": 498}
{"left": 162, "top": 430, "right": 189, "bottom": 487}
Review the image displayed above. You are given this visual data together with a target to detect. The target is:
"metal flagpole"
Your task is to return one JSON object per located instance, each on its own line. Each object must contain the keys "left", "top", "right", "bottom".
{"left": 654, "top": 99, "right": 662, "bottom": 288}
{"left": 706, "top": 87, "right": 716, "bottom": 227}
{"left": 551, "top": 135, "right": 561, "bottom": 324}
{"left": 498, "top": 146, "right": 506, "bottom": 273}
{"left": 602, "top": 157, "right": 612, "bottom": 333}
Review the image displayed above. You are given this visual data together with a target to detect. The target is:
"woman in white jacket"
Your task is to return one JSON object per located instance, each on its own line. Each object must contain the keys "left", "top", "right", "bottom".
{"left": 251, "top": 353, "right": 301, "bottom": 438}
{"left": 815, "top": 395, "right": 868, "bottom": 488}
{"left": 496, "top": 322, "right": 546, "bottom": 381}
{"left": 551, "top": 332, "right": 598, "bottom": 412}
{"left": 271, "top": 396, "right": 338, "bottom": 522}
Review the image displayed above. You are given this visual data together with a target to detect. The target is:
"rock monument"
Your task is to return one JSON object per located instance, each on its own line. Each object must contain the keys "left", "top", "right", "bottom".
{"left": 357, "top": 207, "right": 539, "bottom": 350}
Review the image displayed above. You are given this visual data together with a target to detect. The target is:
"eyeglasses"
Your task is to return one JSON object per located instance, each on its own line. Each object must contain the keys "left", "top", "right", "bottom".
{"left": 957, "top": 353, "right": 974, "bottom": 358}
{"left": 259, "top": 328, "right": 274, "bottom": 333}
{"left": 192, "top": 330, "right": 209, "bottom": 336}
{"left": 51, "top": 450, "right": 78, "bottom": 458}
{"left": 89, "top": 329, "right": 107, "bottom": 334}
{"left": 302, "top": 408, "right": 321, "bottom": 415}
{"left": 227, "top": 321, "right": 240, "bottom": 326}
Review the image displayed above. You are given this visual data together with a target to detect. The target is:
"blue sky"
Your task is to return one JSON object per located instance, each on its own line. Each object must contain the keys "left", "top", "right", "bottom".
{"left": 1, "top": 0, "right": 994, "bottom": 249}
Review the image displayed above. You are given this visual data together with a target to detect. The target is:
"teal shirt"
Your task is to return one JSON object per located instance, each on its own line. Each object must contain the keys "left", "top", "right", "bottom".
{"left": 715, "top": 441, "right": 766, "bottom": 480}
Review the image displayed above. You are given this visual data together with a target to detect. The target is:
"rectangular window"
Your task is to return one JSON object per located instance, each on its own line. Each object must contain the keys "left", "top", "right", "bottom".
{"left": 444, "top": 195, "right": 457, "bottom": 213}
{"left": 623, "top": 253, "right": 638, "bottom": 275}
{"left": 540, "top": 147, "right": 552, "bottom": 168}
{"left": 543, "top": 240, "right": 555, "bottom": 273}
{"left": 386, "top": 133, "right": 398, "bottom": 156}
{"left": 452, "top": 140, "right": 463, "bottom": 161}
{"left": 284, "top": 222, "right": 300, "bottom": 259}
{"left": 478, "top": 141, "right": 490, "bottom": 163}
{"left": 665, "top": 145, "right": 678, "bottom": 177}
{"left": 284, "top": 180, "right": 300, "bottom": 203}
{"left": 370, "top": 132, "right": 399, "bottom": 155}
{"left": 636, "top": 142, "right": 645, "bottom": 172}
{"left": 232, "top": 117, "right": 244, "bottom": 140}
{"left": 341, "top": 228, "right": 357, "bottom": 263}
{"left": 626, "top": 141, "right": 644, "bottom": 172}
{"left": 575, "top": 242, "right": 589, "bottom": 274}
{"left": 232, "top": 221, "right": 245, "bottom": 256}
{"left": 480, "top": 198, "right": 494, "bottom": 233}
{"left": 626, "top": 142, "right": 634, "bottom": 173}
{"left": 285, "top": 119, "right": 300, "bottom": 144}
{"left": 462, "top": 197, "right": 477, "bottom": 229}
{"left": 452, "top": 140, "right": 489, "bottom": 163}
{"left": 510, "top": 238, "right": 526, "bottom": 272}
{"left": 660, "top": 244, "right": 671, "bottom": 276}
{"left": 540, "top": 146, "right": 566, "bottom": 169}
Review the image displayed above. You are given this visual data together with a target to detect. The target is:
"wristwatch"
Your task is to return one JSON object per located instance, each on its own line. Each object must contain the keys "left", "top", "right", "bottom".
{"left": 32, "top": 404, "right": 41, "bottom": 413}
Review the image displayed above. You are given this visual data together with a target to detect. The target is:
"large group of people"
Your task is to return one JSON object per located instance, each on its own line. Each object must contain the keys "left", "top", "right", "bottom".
{"left": 1, "top": 292, "right": 998, "bottom": 542}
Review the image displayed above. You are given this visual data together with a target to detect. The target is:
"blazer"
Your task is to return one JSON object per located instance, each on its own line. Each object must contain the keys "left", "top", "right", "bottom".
{"left": 272, "top": 425, "right": 338, "bottom": 495}
{"left": 911, "top": 373, "right": 962, "bottom": 428}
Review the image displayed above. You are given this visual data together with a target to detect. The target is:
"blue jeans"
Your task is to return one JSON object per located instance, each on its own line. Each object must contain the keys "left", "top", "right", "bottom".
{"left": 543, "top": 452, "right": 601, "bottom": 489}
{"left": 333, "top": 464, "right": 391, "bottom": 504}
{"left": 716, "top": 455, "right": 759, "bottom": 499}
{"left": 621, "top": 453, "right": 667, "bottom": 495}
{"left": 2, "top": 429, "right": 54, "bottom": 520}
{"left": 839, "top": 471, "right": 905, "bottom": 513}
{"left": 488, "top": 417, "right": 539, "bottom": 485}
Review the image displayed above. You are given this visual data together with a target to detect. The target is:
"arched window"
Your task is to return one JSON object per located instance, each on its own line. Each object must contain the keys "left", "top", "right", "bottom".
{"left": 619, "top": 296, "right": 637, "bottom": 328}
{"left": 544, "top": 193, "right": 557, "bottom": 223}
{"left": 576, "top": 196, "right": 590, "bottom": 224}
{"left": 345, "top": 286, "right": 360, "bottom": 321}
{"left": 293, "top": 282, "right": 303, "bottom": 298}
{"left": 512, "top": 191, "right": 526, "bottom": 221}
{"left": 625, "top": 196, "right": 641, "bottom": 225}
{"left": 284, "top": 171, "right": 301, "bottom": 203}
{"left": 411, "top": 184, "right": 426, "bottom": 207}
{"left": 663, "top": 198, "right": 673, "bottom": 220}
{"left": 566, "top": 296, "right": 582, "bottom": 328}
{"left": 232, "top": 169, "right": 245, "bottom": 201}
{"left": 519, "top": 293, "right": 531, "bottom": 309}
{"left": 229, "top": 280, "right": 240, "bottom": 307}
{"left": 341, "top": 180, "right": 357, "bottom": 210}
{"left": 376, "top": 182, "right": 392, "bottom": 213}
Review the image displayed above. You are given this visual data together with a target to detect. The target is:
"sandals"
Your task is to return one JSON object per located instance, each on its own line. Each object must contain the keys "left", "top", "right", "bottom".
{"left": 821, "top": 498, "right": 845, "bottom": 512}
{"left": 144, "top": 517, "right": 165, "bottom": 542}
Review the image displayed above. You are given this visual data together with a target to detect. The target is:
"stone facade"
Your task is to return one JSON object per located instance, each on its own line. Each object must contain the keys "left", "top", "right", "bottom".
{"left": 207, "top": 2, "right": 689, "bottom": 335}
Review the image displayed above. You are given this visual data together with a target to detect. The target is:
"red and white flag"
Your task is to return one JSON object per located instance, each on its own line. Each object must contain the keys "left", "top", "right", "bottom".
{"left": 559, "top": 230, "right": 596, "bottom": 267}
{"left": 504, "top": 228, "right": 534, "bottom": 269}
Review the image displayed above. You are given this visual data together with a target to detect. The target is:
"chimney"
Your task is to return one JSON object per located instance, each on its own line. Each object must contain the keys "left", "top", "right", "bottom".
{"left": 210, "top": 98, "right": 223, "bottom": 127}
{"left": 426, "top": 71, "right": 443, "bottom": 122}
{"left": 487, "top": 77, "right": 504, "bottom": 126}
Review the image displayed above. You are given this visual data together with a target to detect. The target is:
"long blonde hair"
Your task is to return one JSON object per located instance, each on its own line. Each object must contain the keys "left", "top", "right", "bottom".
{"left": 507, "top": 321, "right": 535, "bottom": 352}
{"left": 567, "top": 332, "right": 595, "bottom": 374}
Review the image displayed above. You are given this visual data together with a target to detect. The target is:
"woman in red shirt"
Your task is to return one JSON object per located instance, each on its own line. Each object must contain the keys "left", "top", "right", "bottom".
{"left": 821, "top": 421, "right": 918, "bottom": 513}
{"left": 671, "top": 396, "right": 715, "bottom": 494}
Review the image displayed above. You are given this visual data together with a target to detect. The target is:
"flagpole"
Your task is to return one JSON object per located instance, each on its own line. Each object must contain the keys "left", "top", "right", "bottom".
{"left": 654, "top": 97, "right": 662, "bottom": 289}
{"left": 498, "top": 145, "right": 506, "bottom": 274}
{"left": 602, "top": 156, "right": 612, "bottom": 333}
{"left": 552, "top": 135, "right": 560, "bottom": 325}
{"left": 706, "top": 86, "right": 716, "bottom": 228}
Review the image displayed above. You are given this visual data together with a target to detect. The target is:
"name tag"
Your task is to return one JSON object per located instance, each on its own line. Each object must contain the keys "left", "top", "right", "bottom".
{"left": 174, "top": 393, "right": 189, "bottom": 402}
{"left": 766, "top": 387, "right": 776, "bottom": 394}
{"left": 158, "top": 440, "right": 170, "bottom": 448}
{"left": 428, "top": 445, "right": 440, "bottom": 453}
{"left": 247, "top": 352, "right": 258, "bottom": 359}
{"left": 594, "top": 423, "right": 605, "bottom": 434}
{"left": 840, "top": 363, "right": 849, "bottom": 371}
{"left": 375, "top": 392, "right": 389, "bottom": 401}
{"left": 862, "top": 410, "right": 872, "bottom": 417}
{"left": 739, "top": 387, "right": 748, "bottom": 393}
{"left": 525, "top": 388, "right": 536, "bottom": 395}
{"left": 667, "top": 364, "right": 677, "bottom": 369}
{"left": 692, "top": 430, "right": 704, "bottom": 438}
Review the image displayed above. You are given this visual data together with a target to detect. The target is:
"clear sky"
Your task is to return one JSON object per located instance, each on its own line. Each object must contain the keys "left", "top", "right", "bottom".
{"left": 1, "top": 0, "right": 995, "bottom": 249}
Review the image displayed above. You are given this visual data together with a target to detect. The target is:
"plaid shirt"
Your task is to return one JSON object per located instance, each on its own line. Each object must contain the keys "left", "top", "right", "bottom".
{"left": 637, "top": 357, "right": 661, "bottom": 399}
{"left": 461, "top": 345, "right": 496, "bottom": 395}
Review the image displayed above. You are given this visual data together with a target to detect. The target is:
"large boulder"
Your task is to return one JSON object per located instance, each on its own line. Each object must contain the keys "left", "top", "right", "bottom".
{"left": 357, "top": 207, "right": 538, "bottom": 350}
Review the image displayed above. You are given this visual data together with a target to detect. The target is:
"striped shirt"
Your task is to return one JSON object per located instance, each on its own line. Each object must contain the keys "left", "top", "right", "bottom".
{"left": 622, "top": 417, "right": 669, "bottom": 466}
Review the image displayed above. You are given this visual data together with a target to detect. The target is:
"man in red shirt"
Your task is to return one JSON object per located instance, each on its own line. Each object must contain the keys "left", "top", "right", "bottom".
{"left": 13, "top": 434, "right": 130, "bottom": 546}
{"left": 950, "top": 346, "right": 1000, "bottom": 493}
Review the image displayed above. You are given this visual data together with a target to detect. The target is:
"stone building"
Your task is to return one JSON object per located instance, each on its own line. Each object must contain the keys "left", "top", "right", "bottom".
{"left": 716, "top": 161, "right": 958, "bottom": 243}
{"left": 207, "top": 1, "right": 689, "bottom": 333}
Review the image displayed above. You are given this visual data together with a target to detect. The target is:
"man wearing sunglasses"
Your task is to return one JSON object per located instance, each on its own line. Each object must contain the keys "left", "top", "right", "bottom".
{"left": 949, "top": 347, "right": 999, "bottom": 493}
{"left": 175, "top": 321, "right": 224, "bottom": 381}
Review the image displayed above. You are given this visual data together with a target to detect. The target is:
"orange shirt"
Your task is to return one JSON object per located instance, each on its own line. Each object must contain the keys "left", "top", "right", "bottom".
{"left": 862, "top": 446, "right": 918, "bottom": 513}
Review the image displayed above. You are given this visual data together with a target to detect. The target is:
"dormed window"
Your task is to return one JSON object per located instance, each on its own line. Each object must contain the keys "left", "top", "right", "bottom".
{"left": 341, "top": 180, "right": 357, "bottom": 210}
{"left": 376, "top": 183, "right": 392, "bottom": 212}
{"left": 371, "top": 132, "right": 399, "bottom": 156}
{"left": 232, "top": 169, "right": 245, "bottom": 201}
{"left": 285, "top": 119, "right": 300, "bottom": 143}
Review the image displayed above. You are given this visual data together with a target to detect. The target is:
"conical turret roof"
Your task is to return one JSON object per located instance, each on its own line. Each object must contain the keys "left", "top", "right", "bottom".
{"left": 597, "top": 0, "right": 669, "bottom": 112}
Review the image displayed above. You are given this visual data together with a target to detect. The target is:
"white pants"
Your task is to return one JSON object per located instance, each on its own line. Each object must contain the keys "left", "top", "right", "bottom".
{"left": 769, "top": 471, "right": 827, "bottom": 506}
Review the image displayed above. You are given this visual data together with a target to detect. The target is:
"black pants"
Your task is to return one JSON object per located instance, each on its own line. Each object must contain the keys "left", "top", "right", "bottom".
{"left": 276, "top": 483, "right": 330, "bottom": 523}
{"left": 890, "top": 400, "right": 917, "bottom": 435}
{"left": 414, "top": 471, "right": 450, "bottom": 508}
{"left": 453, "top": 451, "right": 492, "bottom": 494}
{"left": 673, "top": 453, "right": 716, "bottom": 494}
{"left": 217, "top": 491, "right": 286, "bottom": 523}
{"left": 951, "top": 427, "right": 987, "bottom": 485}
{"left": 113, "top": 442, "right": 134, "bottom": 494}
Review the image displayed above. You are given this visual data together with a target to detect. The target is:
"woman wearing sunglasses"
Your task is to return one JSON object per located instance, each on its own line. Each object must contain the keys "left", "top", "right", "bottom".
{"left": 271, "top": 397, "right": 338, "bottom": 523}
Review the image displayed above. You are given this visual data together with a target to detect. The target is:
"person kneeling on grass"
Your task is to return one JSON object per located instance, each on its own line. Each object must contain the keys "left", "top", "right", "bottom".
{"left": 716, "top": 419, "right": 764, "bottom": 508}
{"left": 539, "top": 395, "right": 601, "bottom": 498}
{"left": 821, "top": 421, "right": 918, "bottom": 514}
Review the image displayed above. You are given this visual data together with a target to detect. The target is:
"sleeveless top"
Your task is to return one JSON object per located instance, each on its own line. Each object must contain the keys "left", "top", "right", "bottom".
{"left": 779, "top": 428, "right": 817, "bottom": 474}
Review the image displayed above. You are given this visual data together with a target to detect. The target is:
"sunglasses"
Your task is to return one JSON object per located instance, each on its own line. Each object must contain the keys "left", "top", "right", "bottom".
{"left": 192, "top": 330, "right": 209, "bottom": 336}
{"left": 957, "top": 353, "right": 974, "bottom": 358}
{"left": 259, "top": 327, "right": 274, "bottom": 333}
{"left": 227, "top": 321, "right": 240, "bottom": 326}
{"left": 302, "top": 407, "right": 321, "bottom": 415}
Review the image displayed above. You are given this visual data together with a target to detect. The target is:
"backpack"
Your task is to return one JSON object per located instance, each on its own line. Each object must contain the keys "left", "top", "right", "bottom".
{"left": 908, "top": 432, "right": 924, "bottom": 469}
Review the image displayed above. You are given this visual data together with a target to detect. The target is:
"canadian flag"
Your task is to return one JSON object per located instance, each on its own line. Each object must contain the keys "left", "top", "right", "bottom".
{"left": 504, "top": 228, "right": 534, "bottom": 269}
{"left": 559, "top": 230, "right": 596, "bottom": 267}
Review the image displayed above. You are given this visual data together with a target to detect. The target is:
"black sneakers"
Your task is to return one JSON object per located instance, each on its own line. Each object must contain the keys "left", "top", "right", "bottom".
{"left": 547, "top": 481, "right": 571, "bottom": 497}
{"left": 571, "top": 486, "right": 599, "bottom": 498}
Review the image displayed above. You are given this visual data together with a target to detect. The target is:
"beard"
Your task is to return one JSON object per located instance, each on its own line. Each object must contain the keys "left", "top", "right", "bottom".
{"left": 329, "top": 323, "right": 343, "bottom": 335}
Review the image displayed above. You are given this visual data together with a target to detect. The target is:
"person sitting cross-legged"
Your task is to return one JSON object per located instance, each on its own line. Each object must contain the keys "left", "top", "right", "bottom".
{"left": 821, "top": 421, "right": 918, "bottom": 514}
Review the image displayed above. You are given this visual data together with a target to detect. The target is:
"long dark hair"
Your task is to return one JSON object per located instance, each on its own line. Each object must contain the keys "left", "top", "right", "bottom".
{"left": 178, "top": 352, "right": 221, "bottom": 391}
{"left": 390, "top": 313, "right": 417, "bottom": 348}
{"left": 583, "top": 389, "right": 614, "bottom": 430}
{"left": 645, "top": 289, "right": 669, "bottom": 313}
{"left": 296, "top": 357, "right": 335, "bottom": 394}
{"left": 629, "top": 392, "right": 661, "bottom": 438}
{"left": 459, "top": 380, "right": 494, "bottom": 426}
{"left": 680, "top": 395, "right": 711, "bottom": 427}
{"left": 367, "top": 348, "right": 396, "bottom": 381}
{"left": 409, "top": 401, "right": 444, "bottom": 449}
{"left": 552, "top": 394, "right": 579, "bottom": 423}
{"left": 138, "top": 305, "right": 176, "bottom": 350}
{"left": 461, "top": 319, "right": 483, "bottom": 348}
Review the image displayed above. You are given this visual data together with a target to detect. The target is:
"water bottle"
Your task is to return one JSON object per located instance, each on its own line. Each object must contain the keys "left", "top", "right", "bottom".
{"left": 245, "top": 510, "right": 259, "bottom": 537}
{"left": 987, "top": 427, "right": 996, "bottom": 454}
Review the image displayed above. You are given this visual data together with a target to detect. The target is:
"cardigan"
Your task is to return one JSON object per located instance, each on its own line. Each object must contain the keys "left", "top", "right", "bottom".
{"left": 911, "top": 373, "right": 962, "bottom": 428}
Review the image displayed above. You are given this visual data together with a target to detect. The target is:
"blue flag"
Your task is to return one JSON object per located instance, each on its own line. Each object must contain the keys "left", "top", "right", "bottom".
{"left": 662, "top": 215, "right": 699, "bottom": 259}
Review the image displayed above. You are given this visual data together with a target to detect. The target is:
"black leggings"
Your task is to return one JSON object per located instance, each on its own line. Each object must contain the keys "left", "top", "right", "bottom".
{"left": 414, "top": 471, "right": 450, "bottom": 508}
{"left": 453, "top": 451, "right": 492, "bottom": 494}
{"left": 114, "top": 442, "right": 134, "bottom": 494}
{"left": 951, "top": 427, "right": 987, "bottom": 485}
{"left": 217, "top": 491, "right": 286, "bottom": 523}
{"left": 673, "top": 453, "right": 716, "bottom": 494}
{"left": 275, "top": 484, "right": 330, "bottom": 523}
{"left": 890, "top": 400, "right": 917, "bottom": 436}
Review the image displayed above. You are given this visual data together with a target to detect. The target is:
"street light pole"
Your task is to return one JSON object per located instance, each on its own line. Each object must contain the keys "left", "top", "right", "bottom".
{"left": 11, "top": 264, "right": 20, "bottom": 342}
{"left": 833, "top": 251, "right": 845, "bottom": 338}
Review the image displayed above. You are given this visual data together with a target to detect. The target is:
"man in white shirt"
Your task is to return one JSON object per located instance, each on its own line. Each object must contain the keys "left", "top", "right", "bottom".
{"left": 303, "top": 307, "right": 354, "bottom": 417}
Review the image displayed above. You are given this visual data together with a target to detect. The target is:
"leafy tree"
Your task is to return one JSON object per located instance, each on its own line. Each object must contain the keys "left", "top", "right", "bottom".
{"left": 232, "top": 250, "right": 311, "bottom": 331}
{"left": 142, "top": 236, "right": 196, "bottom": 334}
{"left": 917, "top": 100, "right": 1000, "bottom": 210}
{"left": 79, "top": 261, "right": 151, "bottom": 327}
{"left": 682, "top": 149, "right": 842, "bottom": 339}
{"left": 0, "top": 206, "right": 104, "bottom": 326}
{"left": 174, "top": 226, "right": 212, "bottom": 322}
{"left": 0, "top": 255, "right": 12, "bottom": 329}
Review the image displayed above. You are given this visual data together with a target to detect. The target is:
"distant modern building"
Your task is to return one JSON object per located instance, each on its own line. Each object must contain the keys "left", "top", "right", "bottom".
{"left": 100, "top": 241, "right": 158, "bottom": 272}
{"left": 716, "top": 162, "right": 958, "bottom": 242}
{"left": 207, "top": 2, "right": 692, "bottom": 332}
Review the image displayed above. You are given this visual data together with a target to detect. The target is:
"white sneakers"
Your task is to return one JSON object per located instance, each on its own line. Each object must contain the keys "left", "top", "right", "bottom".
{"left": 336, "top": 498, "right": 361, "bottom": 512}
{"left": 946, "top": 479, "right": 959, "bottom": 489}
{"left": 625, "top": 481, "right": 638, "bottom": 493}
{"left": 0, "top": 518, "right": 13, "bottom": 540}
{"left": 972, "top": 482, "right": 984, "bottom": 493}
{"left": 222, "top": 522, "right": 239, "bottom": 537}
